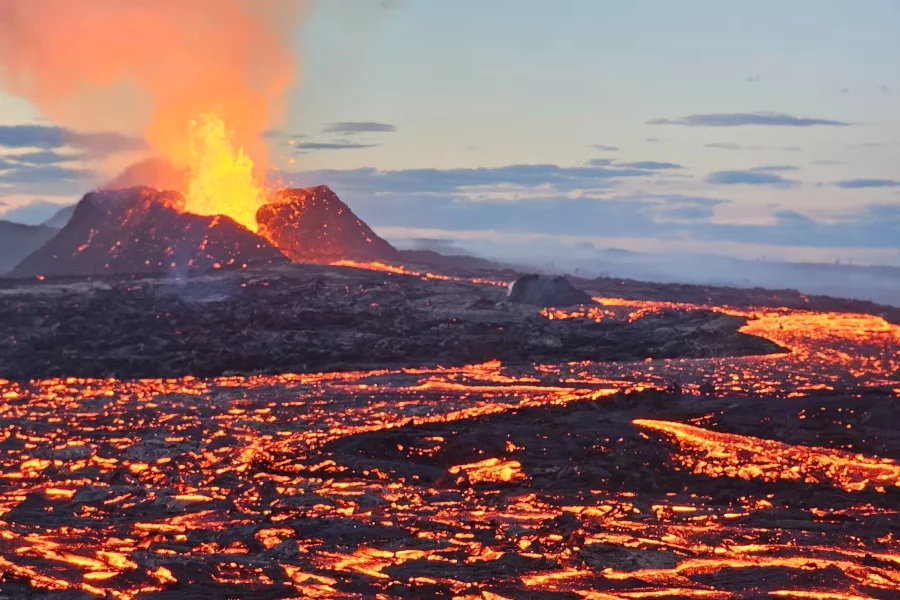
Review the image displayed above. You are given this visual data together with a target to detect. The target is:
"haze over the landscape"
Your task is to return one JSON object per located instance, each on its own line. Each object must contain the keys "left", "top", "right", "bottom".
{"left": 1, "top": 1, "right": 899, "bottom": 289}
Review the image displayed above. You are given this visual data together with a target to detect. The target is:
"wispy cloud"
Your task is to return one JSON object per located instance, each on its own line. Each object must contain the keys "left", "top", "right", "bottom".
{"left": 707, "top": 170, "right": 796, "bottom": 187}
{"left": 275, "top": 163, "right": 897, "bottom": 250}
{"left": 4, "top": 150, "right": 83, "bottom": 165}
{"left": 650, "top": 112, "right": 851, "bottom": 127}
{"left": 0, "top": 161, "right": 94, "bottom": 199}
{"left": 846, "top": 142, "right": 893, "bottom": 149}
{"left": 322, "top": 121, "right": 397, "bottom": 134}
{"left": 618, "top": 161, "right": 683, "bottom": 170}
{"left": 835, "top": 178, "right": 900, "bottom": 189}
{"left": 0, "top": 124, "right": 146, "bottom": 155}
{"left": 590, "top": 144, "right": 619, "bottom": 152}
{"left": 748, "top": 165, "right": 799, "bottom": 172}
{"left": 295, "top": 142, "right": 382, "bottom": 151}
{"left": 586, "top": 159, "right": 682, "bottom": 171}
{"left": 281, "top": 162, "right": 669, "bottom": 197}
{"left": 706, "top": 143, "right": 802, "bottom": 152}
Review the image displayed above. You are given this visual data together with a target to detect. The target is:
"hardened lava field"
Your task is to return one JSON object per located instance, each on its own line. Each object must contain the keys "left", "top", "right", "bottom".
{"left": 0, "top": 263, "right": 898, "bottom": 599}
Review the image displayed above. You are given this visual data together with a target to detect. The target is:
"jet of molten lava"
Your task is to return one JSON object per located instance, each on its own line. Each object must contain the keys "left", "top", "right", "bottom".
{"left": 185, "top": 112, "right": 265, "bottom": 232}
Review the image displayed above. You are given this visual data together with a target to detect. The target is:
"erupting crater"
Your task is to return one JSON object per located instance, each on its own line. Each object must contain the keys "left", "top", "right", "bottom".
{"left": 10, "top": 187, "right": 288, "bottom": 277}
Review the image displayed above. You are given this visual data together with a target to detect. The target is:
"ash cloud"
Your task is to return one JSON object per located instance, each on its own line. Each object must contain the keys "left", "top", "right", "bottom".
{"left": 0, "top": 0, "right": 311, "bottom": 167}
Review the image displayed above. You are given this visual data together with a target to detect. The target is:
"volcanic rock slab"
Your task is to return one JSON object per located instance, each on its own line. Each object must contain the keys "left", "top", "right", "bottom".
{"left": 0, "top": 263, "right": 783, "bottom": 380}
{"left": 0, "top": 220, "right": 59, "bottom": 275}
{"left": 256, "top": 185, "right": 400, "bottom": 263}
{"left": 508, "top": 273, "right": 594, "bottom": 307}
{"left": 10, "top": 186, "right": 287, "bottom": 278}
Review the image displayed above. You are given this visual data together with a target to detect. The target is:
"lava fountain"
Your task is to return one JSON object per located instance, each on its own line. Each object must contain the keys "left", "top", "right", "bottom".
{"left": 184, "top": 111, "right": 266, "bottom": 232}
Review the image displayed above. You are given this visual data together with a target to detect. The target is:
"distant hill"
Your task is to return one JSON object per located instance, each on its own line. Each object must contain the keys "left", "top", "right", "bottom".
{"left": 42, "top": 204, "right": 76, "bottom": 229}
{"left": 0, "top": 221, "right": 59, "bottom": 275}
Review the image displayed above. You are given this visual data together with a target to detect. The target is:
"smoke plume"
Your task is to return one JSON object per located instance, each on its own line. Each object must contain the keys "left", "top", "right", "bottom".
{"left": 0, "top": 0, "right": 309, "bottom": 168}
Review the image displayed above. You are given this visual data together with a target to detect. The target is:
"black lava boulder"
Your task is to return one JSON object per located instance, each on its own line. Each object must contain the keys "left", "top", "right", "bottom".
{"left": 507, "top": 274, "right": 593, "bottom": 307}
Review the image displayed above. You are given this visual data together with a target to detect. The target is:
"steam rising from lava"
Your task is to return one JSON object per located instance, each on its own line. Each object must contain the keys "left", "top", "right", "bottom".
{"left": 0, "top": 0, "right": 310, "bottom": 230}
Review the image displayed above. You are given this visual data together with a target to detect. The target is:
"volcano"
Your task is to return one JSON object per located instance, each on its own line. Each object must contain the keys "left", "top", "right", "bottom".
{"left": 11, "top": 187, "right": 287, "bottom": 278}
{"left": 256, "top": 186, "right": 400, "bottom": 263}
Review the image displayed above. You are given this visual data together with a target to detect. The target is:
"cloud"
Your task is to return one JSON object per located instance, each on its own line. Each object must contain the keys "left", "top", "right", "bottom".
{"left": 295, "top": 142, "right": 382, "bottom": 151}
{"left": 590, "top": 144, "right": 619, "bottom": 152}
{"left": 0, "top": 159, "right": 93, "bottom": 197}
{"left": 705, "top": 143, "right": 803, "bottom": 152}
{"left": 617, "top": 161, "right": 683, "bottom": 170}
{"left": 846, "top": 142, "right": 892, "bottom": 149}
{"left": 748, "top": 165, "right": 799, "bottom": 172}
{"left": 706, "top": 170, "right": 796, "bottom": 186}
{"left": 587, "top": 158, "right": 614, "bottom": 167}
{"left": 835, "top": 178, "right": 900, "bottom": 189}
{"left": 4, "top": 150, "right": 82, "bottom": 165}
{"left": 322, "top": 121, "right": 397, "bottom": 134}
{"left": 282, "top": 162, "right": 665, "bottom": 196}
{"left": 650, "top": 112, "right": 851, "bottom": 127}
{"left": 645, "top": 137, "right": 660, "bottom": 143}
{"left": 586, "top": 159, "right": 682, "bottom": 171}
{"left": 689, "top": 204, "right": 900, "bottom": 249}
{"left": 0, "top": 124, "right": 146, "bottom": 156}
{"left": 0, "top": 164, "right": 90, "bottom": 184}
{"left": 275, "top": 162, "right": 898, "bottom": 250}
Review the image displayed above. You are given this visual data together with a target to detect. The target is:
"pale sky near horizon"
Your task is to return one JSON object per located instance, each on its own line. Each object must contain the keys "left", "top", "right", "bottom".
{"left": 1, "top": 0, "right": 899, "bottom": 265}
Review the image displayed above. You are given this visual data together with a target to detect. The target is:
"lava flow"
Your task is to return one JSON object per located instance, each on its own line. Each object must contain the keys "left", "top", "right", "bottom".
{"left": 0, "top": 289, "right": 898, "bottom": 598}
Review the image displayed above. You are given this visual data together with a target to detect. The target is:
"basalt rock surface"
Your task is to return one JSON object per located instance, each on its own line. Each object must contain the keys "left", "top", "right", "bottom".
{"left": 0, "top": 262, "right": 782, "bottom": 380}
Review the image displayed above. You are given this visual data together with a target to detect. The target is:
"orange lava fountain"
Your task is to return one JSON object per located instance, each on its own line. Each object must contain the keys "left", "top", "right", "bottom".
{"left": 184, "top": 112, "right": 267, "bottom": 232}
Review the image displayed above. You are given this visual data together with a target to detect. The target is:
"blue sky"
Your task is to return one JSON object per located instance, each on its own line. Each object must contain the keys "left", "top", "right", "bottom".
{"left": 2, "top": 0, "right": 899, "bottom": 264}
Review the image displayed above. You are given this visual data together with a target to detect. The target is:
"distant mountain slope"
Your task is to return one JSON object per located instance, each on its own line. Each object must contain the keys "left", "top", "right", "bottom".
{"left": 42, "top": 204, "right": 76, "bottom": 229}
{"left": 0, "top": 221, "right": 60, "bottom": 275}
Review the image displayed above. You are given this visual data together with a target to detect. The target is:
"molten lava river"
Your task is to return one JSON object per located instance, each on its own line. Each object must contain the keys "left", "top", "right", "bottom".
{"left": 1, "top": 288, "right": 899, "bottom": 598}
